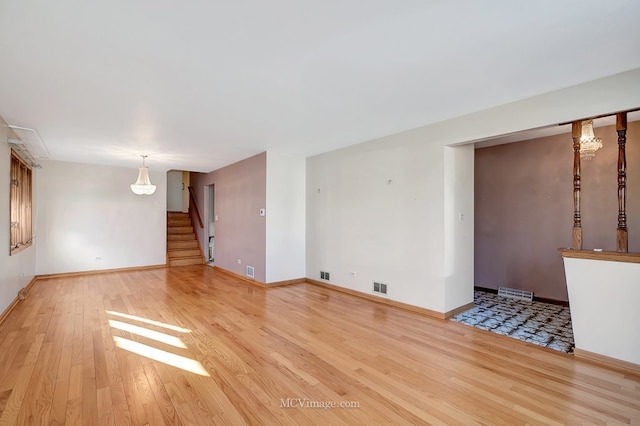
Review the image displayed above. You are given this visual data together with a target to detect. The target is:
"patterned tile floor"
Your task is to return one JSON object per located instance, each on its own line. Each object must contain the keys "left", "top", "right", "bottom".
{"left": 450, "top": 290, "right": 575, "bottom": 353}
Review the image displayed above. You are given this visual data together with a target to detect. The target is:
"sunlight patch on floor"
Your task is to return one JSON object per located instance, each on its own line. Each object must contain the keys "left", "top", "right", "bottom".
{"left": 113, "top": 336, "right": 210, "bottom": 377}
{"left": 108, "top": 320, "right": 187, "bottom": 348}
{"left": 106, "top": 310, "right": 191, "bottom": 333}
{"left": 107, "top": 310, "right": 209, "bottom": 376}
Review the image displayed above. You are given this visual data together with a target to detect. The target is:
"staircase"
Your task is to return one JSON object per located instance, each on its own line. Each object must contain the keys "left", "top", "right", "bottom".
{"left": 167, "top": 212, "right": 205, "bottom": 267}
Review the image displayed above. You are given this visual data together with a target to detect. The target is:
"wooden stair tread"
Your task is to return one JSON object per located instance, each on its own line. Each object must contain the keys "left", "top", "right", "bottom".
{"left": 167, "top": 240, "right": 199, "bottom": 249}
{"left": 167, "top": 211, "right": 189, "bottom": 217}
{"left": 167, "top": 226, "right": 194, "bottom": 234}
{"left": 168, "top": 256, "right": 205, "bottom": 266}
{"left": 167, "top": 249, "right": 201, "bottom": 258}
{"left": 166, "top": 211, "right": 204, "bottom": 267}
{"left": 167, "top": 234, "right": 196, "bottom": 241}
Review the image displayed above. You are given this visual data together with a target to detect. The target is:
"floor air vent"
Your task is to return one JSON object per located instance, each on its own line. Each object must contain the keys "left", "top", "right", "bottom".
{"left": 498, "top": 286, "right": 533, "bottom": 301}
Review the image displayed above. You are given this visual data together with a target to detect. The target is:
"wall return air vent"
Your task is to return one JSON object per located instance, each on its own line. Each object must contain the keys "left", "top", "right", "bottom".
{"left": 246, "top": 265, "right": 255, "bottom": 279}
{"left": 373, "top": 281, "right": 388, "bottom": 295}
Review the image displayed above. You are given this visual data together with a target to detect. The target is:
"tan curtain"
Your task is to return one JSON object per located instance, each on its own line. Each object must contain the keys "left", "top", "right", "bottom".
{"left": 21, "top": 162, "right": 33, "bottom": 244}
{"left": 10, "top": 151, "right": 32, "bottom": 253}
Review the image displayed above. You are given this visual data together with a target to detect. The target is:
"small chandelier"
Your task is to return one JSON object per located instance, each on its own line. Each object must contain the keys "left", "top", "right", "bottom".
{"left": 130, "top": 155, "right": 157, "bottom": 195}
{"left": 579, "top": 119, "right": 603, "bottom": 160}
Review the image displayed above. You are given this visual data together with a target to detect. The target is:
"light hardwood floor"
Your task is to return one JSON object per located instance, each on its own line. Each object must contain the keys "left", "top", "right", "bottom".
{"left": 0, "top": 266, "right": 639, "bottom": 425}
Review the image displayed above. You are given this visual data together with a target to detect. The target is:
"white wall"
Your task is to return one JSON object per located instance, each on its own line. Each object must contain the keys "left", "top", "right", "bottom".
{"left": 166, "top": 170, "right": 183, "bottom": 212}
{"left": 306, "top": 68, "right": 640, "bottom": 314}
{"left": 265, "top": 152, "right": 306, "bottom": 283}
{"left": 307, "top": 136, "right": 446, "bottom": 310}
{"left": 444, "top": 145, "right": 474, "bottom": 312}
{"left": 36, "top": 160, "right": 167, "bottom": 275}
{"left": 564, "top": 258, "right": 640, "bottom": 365}
{"left": 182, "top": 171, "right": 190, "bottom": 213}
{"left": 0, "top": 120, "right": 36, "bottom": 315}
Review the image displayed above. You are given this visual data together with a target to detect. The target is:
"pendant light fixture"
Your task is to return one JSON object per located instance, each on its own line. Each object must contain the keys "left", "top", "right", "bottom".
{"left": 130, "top": 155, "right": 157, "bottom": 195}
{"left": 579, "top": 119, "right": 603, "bottom": 160}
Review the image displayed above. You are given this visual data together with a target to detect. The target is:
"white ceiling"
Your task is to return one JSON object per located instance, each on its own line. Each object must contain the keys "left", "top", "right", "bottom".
{"left": 1, "top": 0, "right": 640, "bottom": 172}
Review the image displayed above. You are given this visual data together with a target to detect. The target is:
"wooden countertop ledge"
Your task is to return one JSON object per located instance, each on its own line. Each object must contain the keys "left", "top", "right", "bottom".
{"left": 559, "top": 248, "right": 640, "bottom": 264}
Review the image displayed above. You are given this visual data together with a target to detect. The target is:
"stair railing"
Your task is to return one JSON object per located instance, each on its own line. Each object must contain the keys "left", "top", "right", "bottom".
{"left": 187, "top": 186, "right": 204, "bottom": 229}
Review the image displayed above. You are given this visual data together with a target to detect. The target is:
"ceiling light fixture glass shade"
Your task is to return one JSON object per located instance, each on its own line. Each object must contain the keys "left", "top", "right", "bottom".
{"left": 579, "top": 119, "right": 603, "bottom": 160}
{"left": 131, "top": 155, "right": 157, "bottom": 195}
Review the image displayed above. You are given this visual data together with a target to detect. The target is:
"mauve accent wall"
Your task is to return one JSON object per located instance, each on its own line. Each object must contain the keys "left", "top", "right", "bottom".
{"left": 475, "top": 121, "right": 639, "bottom": 302}
{"left": 191, "top": 153, "right": 267, "bottom": 282}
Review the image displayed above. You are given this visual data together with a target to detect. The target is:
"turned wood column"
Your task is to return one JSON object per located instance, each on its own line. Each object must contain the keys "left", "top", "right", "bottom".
{"left": 617, "top": 112, "right": 628, "bottom": 252}
{"left": 572, "top": 121, "right": 582, "bottom": 249}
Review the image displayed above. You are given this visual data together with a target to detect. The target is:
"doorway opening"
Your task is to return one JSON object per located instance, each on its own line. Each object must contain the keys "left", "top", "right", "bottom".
{"left": 167, "top": 170, "right": 189, "bottom": 213}
{"left": 452, "top": 122, "right": 579, "bottom": 352}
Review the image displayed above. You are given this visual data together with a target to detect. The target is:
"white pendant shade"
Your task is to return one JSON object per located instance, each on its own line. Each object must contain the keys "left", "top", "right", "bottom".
{"left": 131, "top": 156, "right": 156, "bottom": 195}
